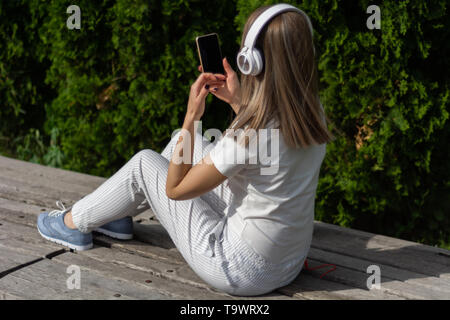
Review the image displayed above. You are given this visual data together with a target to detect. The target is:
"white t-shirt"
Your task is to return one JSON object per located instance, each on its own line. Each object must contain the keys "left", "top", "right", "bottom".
{"left": 209, "top": 119, "right": 326, "bottom": 264}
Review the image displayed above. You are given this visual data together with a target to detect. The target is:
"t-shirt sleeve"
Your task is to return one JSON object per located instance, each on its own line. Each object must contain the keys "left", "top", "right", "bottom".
{"left": 209, "top": 134, "right": 249, "bottom": 178}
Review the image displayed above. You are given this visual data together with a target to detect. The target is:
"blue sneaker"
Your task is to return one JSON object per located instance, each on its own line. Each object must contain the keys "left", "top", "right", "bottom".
{"left": 37, "top": 201, "right": 93, "bottom": 251}
{"left": 95, "top": 216, "right": 133, "bottom": 240}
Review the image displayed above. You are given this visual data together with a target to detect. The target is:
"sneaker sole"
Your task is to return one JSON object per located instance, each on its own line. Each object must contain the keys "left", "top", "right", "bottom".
{"left": 37, "top": 227, "right": 93, "bottom": 251}
{"left": 94, "top": 228, "right": 133, "bottom": 240}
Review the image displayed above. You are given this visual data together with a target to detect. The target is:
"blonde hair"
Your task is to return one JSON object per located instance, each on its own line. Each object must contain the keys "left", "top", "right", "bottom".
{"left": 230, "top": 5, "right": 334, "bottom": 148}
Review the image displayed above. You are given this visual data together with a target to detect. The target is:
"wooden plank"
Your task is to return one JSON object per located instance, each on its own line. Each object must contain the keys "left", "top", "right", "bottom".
{"left": 2, "top": 169, "right": 448, "bottom": 282}
{"left": 0, "top": 154, "right": 159, "bottom": 221}
{"left": 0, "top": 220, "right": 64, "bottom": 272}
{"left": 129, "top": 221, "right": 449, "bottom": 299}
{"left": 0, "top": 220, "right": 64, "bottom": 255}
{"left": 308, "top": 247, "right": 450, "bottom": 299}
{"left": 0, "top": 200, "right": 199, "bottom": 277}
{"left": 132, "top": 220, "right": 176, "bottom": 250}
{"left": 93, "top": 231, "right": 402, "bottom": 299}
{"left": 0, "top": 221, "right": 60, "bottom": 280}
{"left": 100, "top": 224, "right": 406, "bottom": 299}
{"left": 0, "top": 155, "right": 159, "bottom": 223}
{"left": 0, "top": 218, "right": 186, "bottom": 278}
{"left": 0, "top": 155, "right": 105, "bottom": 189}
{"left": 0, "top": 161, "right": 96, "bottom": 195}
{"left": 0, "top": 198, "right": 157, "bottom": 232}
{"left": 110, "top": 216, "right": 450, "bottom": 299}
{"left": 0, "top": 258, "right": 175, "bottom": 300}
{"left": 0, "top": 246, "right": 43, "bottom": 273}
{"left": 0, "top": 209, "right": 294, "bottom": 299}
{"left": 0, "top": 172, "right": 154, "bottom": 223}
{"left": 0, "top": 197, "right": 245, "bottom": 286}
{"left": 277, "top": 276, "right": 348, "bottom": 300}
{"left": 78, "top": 242, "right": 218, "bottom": 290}
{"left": 0, "top": 214, "right": 294, "bottom": 299}
{"left": 302, "top": 255, "right": 445, "bottom": 300}
{"left": 0, "top": 228, "right": 403, "bottom": 301}
{"left": 279, "top": 273, "right": 404, "bottom": 300}
{"left": 0, "top": 290, "right": 21, "bottom": 300}
{"left": 94, "top": 234, "right": 188, "bottom": 266}
{"left": 312, "top": 222, "right": 450, "bottom": 279}
{"left": 0, "top": 176, "right": 81, "bottom": 208}
{"left": 0, "top": 220, "right": 229, "bottom": 299}
{"left": 52, "top": 250, "right": 237, "bottom": 300}
{"left": 0, "top": 198, "right": 49, "bottom": 227}
{"left": 2, "top": 155, "right": 449, "bottom": 299}
{"left": 74, "top": 241, "right": 298, "bottom": 300}
{"left": 1, "top": 196, "right": 446, "bottom": 299}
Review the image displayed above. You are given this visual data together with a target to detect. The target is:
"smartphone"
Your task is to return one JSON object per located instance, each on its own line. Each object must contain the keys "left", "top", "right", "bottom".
{"left": 196, "top": 33, "right": 225, "bottom": 75}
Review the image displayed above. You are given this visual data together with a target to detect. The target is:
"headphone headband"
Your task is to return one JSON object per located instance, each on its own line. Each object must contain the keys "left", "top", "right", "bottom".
{"left": 244, "top": 4, "right": 313, "bottom": 49}
{"left": 237, "top": 3, "right": 314, "bottom": 76}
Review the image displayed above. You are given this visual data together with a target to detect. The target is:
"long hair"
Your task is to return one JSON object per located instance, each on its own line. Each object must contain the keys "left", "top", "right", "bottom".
{"left": 229, "top": 5, "right": 334, "bottom": 148}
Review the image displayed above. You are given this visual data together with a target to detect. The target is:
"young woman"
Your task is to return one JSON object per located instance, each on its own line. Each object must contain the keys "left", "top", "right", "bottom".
{"left": 37, "top": 4, "right": 333, "bottom": 296}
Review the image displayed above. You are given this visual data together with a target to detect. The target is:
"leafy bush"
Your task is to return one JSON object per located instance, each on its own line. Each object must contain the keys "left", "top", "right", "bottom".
{"left": 0, "top": 0, "right": 448, "bottom": 247}
{"left": 36, "top": 0, "right": 238, "bottom": 176}
{"left": 0, "top": 1, "right": 54, "bottom": 159}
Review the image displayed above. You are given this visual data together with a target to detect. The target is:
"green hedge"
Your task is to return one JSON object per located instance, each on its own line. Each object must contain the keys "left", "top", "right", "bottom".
{"left": 0, "top": 0, "right": 238, "bottom": 175}
{"left": 0, "top": 0, "right": 448, "bottom": 248}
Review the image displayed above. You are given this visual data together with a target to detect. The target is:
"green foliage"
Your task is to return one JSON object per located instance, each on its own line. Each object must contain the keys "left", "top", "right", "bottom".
{"left": 1, "top": 0, "right": 238, "bottom": 176}
{"left": 13, "top": 127, "right": 63, "bottom": 167}
{"left": 0, "top": 0, "right": 54, "bottom": 159}
{"left": 0, "top": 1, "right": 448, "bottom": 247}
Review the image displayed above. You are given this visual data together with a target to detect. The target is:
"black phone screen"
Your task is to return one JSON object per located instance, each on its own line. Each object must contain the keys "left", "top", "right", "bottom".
{"left": 197, "top": 34, "right": 225, "bottom": 74}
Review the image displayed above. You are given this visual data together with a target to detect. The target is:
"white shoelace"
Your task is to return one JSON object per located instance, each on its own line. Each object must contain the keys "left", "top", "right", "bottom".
{"left": 48, "top": 200, "right": 69, "bottom": 217}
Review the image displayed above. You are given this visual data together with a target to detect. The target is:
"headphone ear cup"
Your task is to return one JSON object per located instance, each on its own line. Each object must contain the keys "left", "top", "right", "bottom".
{"left": 251, "top": 49, "right": 263, "bottom": 76}
{"left": 237, "top": 48, "right": 254, "bottom": 75}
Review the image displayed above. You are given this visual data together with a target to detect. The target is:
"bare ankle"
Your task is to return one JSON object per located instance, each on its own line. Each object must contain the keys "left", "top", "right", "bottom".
{"left": 64, "top": 211, "right": 78, "bottom": 230}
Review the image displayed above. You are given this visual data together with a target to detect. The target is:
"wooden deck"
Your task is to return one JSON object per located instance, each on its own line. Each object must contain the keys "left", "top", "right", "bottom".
{"left": 0, "top": 155, "right": 449, "bottom": 300}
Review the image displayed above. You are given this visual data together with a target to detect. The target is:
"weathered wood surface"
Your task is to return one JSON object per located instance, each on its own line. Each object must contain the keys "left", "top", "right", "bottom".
{"left": 0, "top": 155, "right": 449, "bottom": 300}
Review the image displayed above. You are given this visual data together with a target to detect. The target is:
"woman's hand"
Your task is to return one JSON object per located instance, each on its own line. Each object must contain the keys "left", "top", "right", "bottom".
{"left": 166, "top": 72, "right": 228, "bottom": 201}
{"left": 186, "top": 72, "right": 226, "bottom": 121}
{"left": 198, "top": 57, "right": 242, "bottom": 114}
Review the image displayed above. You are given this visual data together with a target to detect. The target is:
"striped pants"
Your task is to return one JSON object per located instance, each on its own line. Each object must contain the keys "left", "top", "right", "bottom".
{"left": 71, "top": 131, "right": 305, "bottom": 296}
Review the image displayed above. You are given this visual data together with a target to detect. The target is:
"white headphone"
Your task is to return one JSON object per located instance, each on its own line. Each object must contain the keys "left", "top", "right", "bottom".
{"left": 236, "top": 3, "right": 314, "bottom": 76}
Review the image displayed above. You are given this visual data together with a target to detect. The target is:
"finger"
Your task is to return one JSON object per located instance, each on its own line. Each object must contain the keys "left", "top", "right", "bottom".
{"left": 192, "top": 73, "right": 216, "bottom": 96}
{"left": 193, "top": 75, "right": 223, "bottom": 97}
{"left": 198, "top": 65, "right": 203, "bottom": 72}
{"left": 206, "top": 80, "right": 225, "bottom": 87}
{"left": 223, "top": 57, "right": 235, "bottom": 75}
{"left": 198, "top": 84, "right": 210, "bottom": 100}
{"left": 213, "top": 73, "right": 226, "bottom": 80}
{"left": 201, "top": 80, "right": 224, "bottom": 94}
{"left": 204, "top": 82, "right": 223, "bottom": 93}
